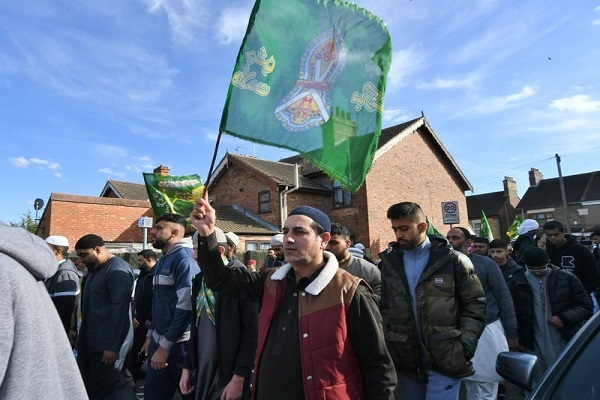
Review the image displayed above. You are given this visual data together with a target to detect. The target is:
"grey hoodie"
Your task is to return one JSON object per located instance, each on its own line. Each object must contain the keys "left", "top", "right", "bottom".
{"left": 0, "top": 223, "right": 88, "bottom": 399}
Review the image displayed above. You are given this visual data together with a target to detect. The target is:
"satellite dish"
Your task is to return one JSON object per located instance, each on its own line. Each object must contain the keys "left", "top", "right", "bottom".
{"left": 34, "top": 198, "right": 45, "bottom": 211}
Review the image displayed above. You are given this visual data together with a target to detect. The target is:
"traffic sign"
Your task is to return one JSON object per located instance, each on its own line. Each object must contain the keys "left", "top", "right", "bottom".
{"left": 138, "top": 217, "right": 154, "bottom": 228}
{"left": 441, "top": 201, "right": 460, "bottom": 224}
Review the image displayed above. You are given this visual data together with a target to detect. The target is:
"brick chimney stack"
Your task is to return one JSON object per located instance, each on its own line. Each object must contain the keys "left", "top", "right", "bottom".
{"left": 528, "top": 168, "right": 543, "bottom": 187}
{"left": 503, "top": 176, "right": 519, "bottom": 206}
{"left": 153, "top": 165, "right": 170, "bottom": 176}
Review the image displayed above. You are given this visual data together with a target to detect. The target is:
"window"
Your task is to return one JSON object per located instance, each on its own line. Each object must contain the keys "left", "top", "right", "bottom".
{"left": 529, "top": 212, "right": 554, "bottom": 226}
{"left": 246, "top": 241, "right": 271, "bottom": 251}
{"left": 333, "top": 180, "right": 352, "bottom": 208}
{"left": 258, "top": 190, "right": 271, "bottom": 213}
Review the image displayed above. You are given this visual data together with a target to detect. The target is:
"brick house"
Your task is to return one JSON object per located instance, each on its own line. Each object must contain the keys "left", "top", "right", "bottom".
{"left": 35, "top": 173, "right": 277, "bottom": 254}
{"left": 517, "top": 168, "right": 600, "bottom": 235}
{"left": 34, "top": 192, "right": 153, "bottom": 253}
{"left": 208, "top": 115, "right": 473, "bottom": 260}
{"left": 466, "top": 177, "right": 520, "bottom": 241}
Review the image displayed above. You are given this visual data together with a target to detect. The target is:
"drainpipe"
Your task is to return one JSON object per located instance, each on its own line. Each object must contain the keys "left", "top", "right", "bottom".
{"left": 279, "top": 164, "right": 300, "bottom": 229}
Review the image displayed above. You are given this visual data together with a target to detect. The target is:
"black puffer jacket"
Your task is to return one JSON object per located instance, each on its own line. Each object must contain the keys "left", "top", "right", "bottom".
{"left": 508, "top": 265, "right": 593, "bottom": 350}
{"left": 546, "top": 234, "right": 600, "bottom": 294}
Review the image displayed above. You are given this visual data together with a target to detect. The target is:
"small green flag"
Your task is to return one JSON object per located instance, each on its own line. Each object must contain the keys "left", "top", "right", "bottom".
{"left": 426, "top": 217, "right": 444, "bottom": 237}
{"left": 142, "top": 173, "right": 204, "bottom": 218}
{"left": 220, "top": 0, "right": 392, "bottom": 192}
{"left": 479, "top": 210, "right": 494, "bottom": 241}
{"left": 506, "top": 215, "right": 522, "bottom": 239}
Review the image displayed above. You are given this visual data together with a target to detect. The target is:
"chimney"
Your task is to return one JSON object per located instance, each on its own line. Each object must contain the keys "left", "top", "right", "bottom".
{"left": 528, "top": 168, "right": 543, "bottom": 187}
{"left": 503, "top": 176, "right": 519, "bottom": 205}
{"left": 153, "top": 165, "right": 170, "bottom": 176}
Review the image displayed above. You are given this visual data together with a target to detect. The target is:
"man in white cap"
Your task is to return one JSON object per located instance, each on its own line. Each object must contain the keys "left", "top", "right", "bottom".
{"left": 225, "top": 231, "right": 240, "bottom": 260}
{"left": 512, "top": 218, "right": 539, "bottom": 265}
{"left": 44, "top": 235, "right": 83, "bottom": 345}
{"left": 266, "top": 233, "right": 285, "bottom": 269}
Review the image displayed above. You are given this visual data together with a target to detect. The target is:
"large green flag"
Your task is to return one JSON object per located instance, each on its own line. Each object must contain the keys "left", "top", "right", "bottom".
{"left": 506, "top": 215, "right": 522, "bottom": 239}
{"left": 479, "top": 210, "right": 494, "bottom": 241}
{"left": 142, "top": 173, "right": 204, "bottom": 218}
{"left": 220, "top": 0, "right": 392, "bottom": 191}
{"left": 426, "top": 216, "right": 444, "bottom": 237}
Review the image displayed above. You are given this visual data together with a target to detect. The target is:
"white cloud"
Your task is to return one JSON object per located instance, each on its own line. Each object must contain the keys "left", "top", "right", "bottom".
{"left": 417, "top": 72, "right": 481, "bottom": 90}
{"left": 454, "top": 86, "right": 538, "bottom": 117}
{"left": 10, "top": 156, "right": 61, "bottom": 170}
{"left": 10, "top": 157, "right": 30, "bottom": 167}
{"left": 387, "top": 48, "right": 426, "bottom": 89}
{"left": 383, "top": 107, "right": 412, "bottom": 125}
{"left": 593, "top": 19, "right": 600, "bottom": 26}
{"left": 215, "top": 6, "right": 253, "bottom": 46}
{"left": 94, "top": 145, "right": 129, "bottom": 159}
{"left": 124, "top": 156, "right": 156, "bottom": 173}
{"left": 98, "top": 167, "right": 126, "bottom": 178}
{"left": 144, "top": 0, "right": 210, "bottom": 46}
{"left": 10, "top": 156, "right": 62, "bottom": 175}
{"left": 549, "top": 94, "right": 600, "bottom": 113}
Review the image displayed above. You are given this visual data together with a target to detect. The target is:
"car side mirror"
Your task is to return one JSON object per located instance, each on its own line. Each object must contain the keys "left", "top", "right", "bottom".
{"left": 496, "top": 351, "right": 538, "bottom": 390}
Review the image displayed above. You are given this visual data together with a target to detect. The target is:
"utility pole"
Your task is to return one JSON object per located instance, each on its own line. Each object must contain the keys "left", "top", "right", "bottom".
{"left": 556, "top": 153, "right": 572, "bottom": 234}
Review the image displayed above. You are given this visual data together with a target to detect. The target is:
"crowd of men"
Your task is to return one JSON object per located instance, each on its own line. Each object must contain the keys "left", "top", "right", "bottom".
{"left": 3, "top": 201, "right": 599, "bottom": 400}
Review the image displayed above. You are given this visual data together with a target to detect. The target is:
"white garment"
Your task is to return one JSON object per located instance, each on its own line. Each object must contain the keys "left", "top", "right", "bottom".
{"left": 464, "top": 319, "right": 508, "bottom": 383}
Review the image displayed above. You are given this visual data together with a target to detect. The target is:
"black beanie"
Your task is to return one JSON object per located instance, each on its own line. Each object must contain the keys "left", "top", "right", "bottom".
{"left": 522, "top": 247, "right": 549, "bottom": 267}
{"left": 288, "top": 206, "right": 331, "bottom": 232}
{"left": 75, "top": 234, "right": 105, "bottom": 250}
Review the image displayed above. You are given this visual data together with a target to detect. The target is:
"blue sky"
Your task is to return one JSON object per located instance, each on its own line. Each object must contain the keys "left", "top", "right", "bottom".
{"left": 2, "top": 0, "right": 600, "bottom": 224}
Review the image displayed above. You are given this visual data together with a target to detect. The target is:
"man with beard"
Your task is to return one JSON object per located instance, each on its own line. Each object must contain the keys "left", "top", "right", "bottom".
{"left": 142, "top": 213, "right": 200, "bottom": 400}
{"left": 326, "top": 222, "right": 381, "bottom": 300}
{"left": 75, "top": 234, "right": 136, "bottom": 400}
{"left": 190, "top": 193, "right": 397, "bottom": 399}
{"left": 44, "top": 235, "right": 83, "bottom": 346}
{"left": 378, "top": 202, "right": 486, "bottom": 400}
{"left": 446, "top": 227, "right": 518, "bottom": 400}
{"left": 128, "top": 249, "right": 157, "bottom": 381}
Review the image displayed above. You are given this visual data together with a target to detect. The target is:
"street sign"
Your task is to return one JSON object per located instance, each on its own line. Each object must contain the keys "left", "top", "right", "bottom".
{"left": 441, "top": 201, "right": 460, "bottom": 225}
{"left": 138, "top": 216, "right": 154, "bottom": 228}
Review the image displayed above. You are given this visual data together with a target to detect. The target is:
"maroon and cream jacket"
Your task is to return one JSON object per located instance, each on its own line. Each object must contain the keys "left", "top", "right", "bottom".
{"left": 255, "top": 252, "right": 366, "bottom": 400}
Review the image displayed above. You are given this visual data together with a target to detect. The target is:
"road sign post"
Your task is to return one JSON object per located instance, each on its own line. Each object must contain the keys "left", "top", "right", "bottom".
{"left": 138, "top": 217, "right": 154, "bottom": 250}
{"left": 441, "top": 201, "right": 460, "bottom": 225}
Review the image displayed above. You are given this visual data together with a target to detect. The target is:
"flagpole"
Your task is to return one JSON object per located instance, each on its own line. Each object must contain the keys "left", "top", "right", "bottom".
{"left": 203, "top": 131, "right": 224, "bottom": 197}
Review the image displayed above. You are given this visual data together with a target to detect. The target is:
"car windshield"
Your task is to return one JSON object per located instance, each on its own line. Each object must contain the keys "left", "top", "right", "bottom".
{"left": 550, "top": 326, "right": 600, "bottom": 399}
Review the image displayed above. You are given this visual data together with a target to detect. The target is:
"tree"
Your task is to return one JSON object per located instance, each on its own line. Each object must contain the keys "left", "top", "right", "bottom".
{"left": 10, "top": 211, "right": 38, "bottom": 233}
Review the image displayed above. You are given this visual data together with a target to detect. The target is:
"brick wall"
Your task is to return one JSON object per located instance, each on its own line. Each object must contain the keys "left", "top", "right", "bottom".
{"left": 363, "top": 127, "right": 470, "bottom": 258}
{"left": 36, "top": 193, "right": 152, "bottom": 248}
{"left": 211, "top": 163, "right": 282, "bottom": 227}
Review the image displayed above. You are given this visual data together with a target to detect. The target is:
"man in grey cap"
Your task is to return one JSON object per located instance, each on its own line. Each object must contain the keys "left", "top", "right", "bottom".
{"left": 44, "top": 235, "right": 83, "bottom": 345}
{"left": 190, "top": 192, "right": 396, "bottom": 399}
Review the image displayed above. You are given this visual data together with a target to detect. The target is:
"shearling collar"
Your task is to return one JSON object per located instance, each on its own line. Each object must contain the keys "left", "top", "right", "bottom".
{"left": 270, "top": 251, "right": 339, "bottom": 296}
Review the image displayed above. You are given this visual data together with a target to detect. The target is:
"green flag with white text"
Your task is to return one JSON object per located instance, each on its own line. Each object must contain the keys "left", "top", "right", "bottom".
{"left": 142, "top": 173, "right": 204, "bottom": 218}
{"left": 479, "top": 210, "right": 493, "bottom": 241}
{"left": 220, "top": 0, "right": 392, "bottom": 191}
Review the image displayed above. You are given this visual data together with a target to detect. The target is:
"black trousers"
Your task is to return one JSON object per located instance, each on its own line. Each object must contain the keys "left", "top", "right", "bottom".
{"left": 78, "top": 351, "right": 135, "bottom": 400}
